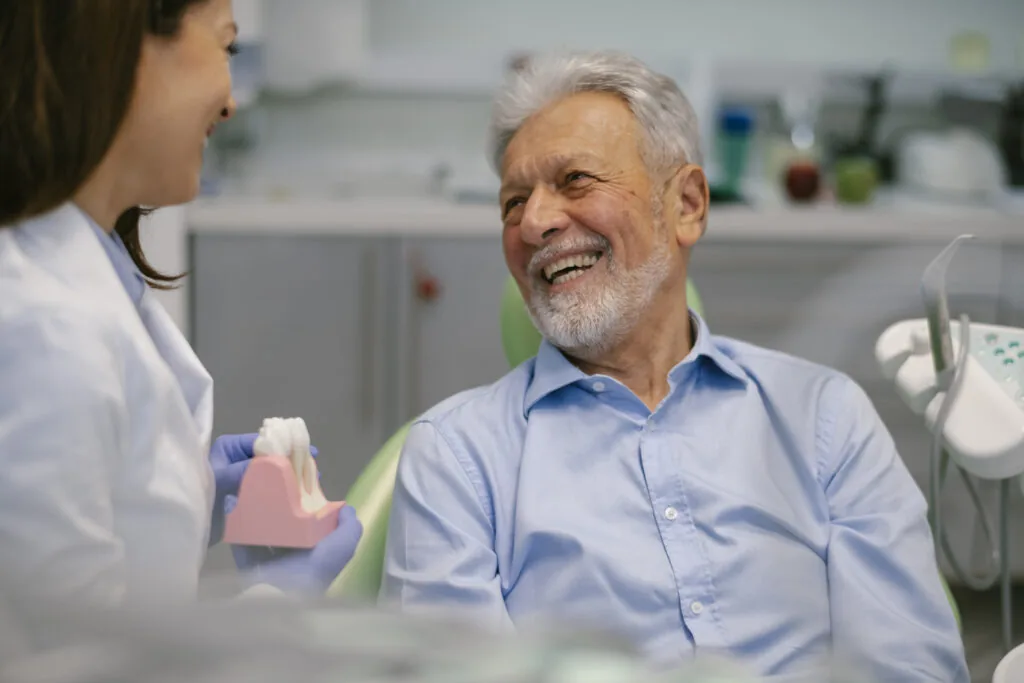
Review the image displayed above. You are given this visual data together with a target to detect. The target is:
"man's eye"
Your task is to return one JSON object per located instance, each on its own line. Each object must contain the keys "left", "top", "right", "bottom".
{"left": 565, "top": 171, "right": 591, "bottom": 185}
{"left": 503, "top": 197, "right": 525, "bottom": 216}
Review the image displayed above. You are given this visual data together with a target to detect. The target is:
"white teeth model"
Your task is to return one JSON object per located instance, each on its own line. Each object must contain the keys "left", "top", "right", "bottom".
{"left": 253, "top": 417, "right": 329, "bottom": 514}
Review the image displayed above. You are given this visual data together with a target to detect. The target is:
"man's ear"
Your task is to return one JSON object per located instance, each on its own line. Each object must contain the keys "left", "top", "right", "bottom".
{"left": 668, "top": 164, "right": 708, "bottom": 248}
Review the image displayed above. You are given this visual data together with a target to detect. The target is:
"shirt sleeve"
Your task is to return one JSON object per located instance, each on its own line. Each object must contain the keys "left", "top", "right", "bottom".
{"left": 379, "top": 420, "right": 513, "bottom": 632}
{"left": 0, "top": 308, "right": 129, "bottom": 607}
{"left": 819, "top": 374, "right": 969, "bottom": 682}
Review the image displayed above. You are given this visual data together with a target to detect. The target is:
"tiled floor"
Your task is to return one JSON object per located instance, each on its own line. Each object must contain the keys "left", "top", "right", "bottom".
{"left": 953, "top": 584, "right": 1024, "bottom": 682}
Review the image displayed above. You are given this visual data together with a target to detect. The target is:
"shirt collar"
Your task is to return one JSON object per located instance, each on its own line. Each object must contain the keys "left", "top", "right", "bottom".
{"left": 523, "top": 309, "right": 748, "bottom": 413}
{"left": 79, "top": 206, "right": 147, "bottom": 307}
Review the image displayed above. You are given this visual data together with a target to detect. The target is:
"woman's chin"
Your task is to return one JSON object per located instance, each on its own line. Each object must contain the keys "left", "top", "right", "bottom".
{"left": 143, "top": 174, "right": 202, "bottom": 209}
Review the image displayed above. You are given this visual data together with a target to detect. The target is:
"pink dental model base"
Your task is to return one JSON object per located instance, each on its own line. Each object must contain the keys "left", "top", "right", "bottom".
{"left": 222, "top": 457, "right": 345, "bottom": 549}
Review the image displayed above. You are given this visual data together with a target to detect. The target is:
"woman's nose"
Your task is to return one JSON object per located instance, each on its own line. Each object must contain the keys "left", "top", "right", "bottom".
{"left": 220, "top": 97, "right": 237, "bottom": 122}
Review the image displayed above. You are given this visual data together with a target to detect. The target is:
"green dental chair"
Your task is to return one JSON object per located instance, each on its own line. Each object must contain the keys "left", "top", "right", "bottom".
{"left": 326, "top": 275, "right": 962, "bottom": 635}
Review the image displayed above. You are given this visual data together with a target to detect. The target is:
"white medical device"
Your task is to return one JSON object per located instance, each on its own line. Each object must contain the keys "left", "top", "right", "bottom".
{"left": 876, "top": 234, "right": 1019, "bottom": 659}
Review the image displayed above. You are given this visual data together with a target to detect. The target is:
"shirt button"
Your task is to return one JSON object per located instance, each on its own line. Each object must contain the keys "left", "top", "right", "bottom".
{"left": 664, "top": 506, "right": 678, "bottom": 521}
{"left": 690, "top": 600, "right": 704, "bottom": 615}
{"left": 592, "top": 381, "right": 606, "bottom": 392}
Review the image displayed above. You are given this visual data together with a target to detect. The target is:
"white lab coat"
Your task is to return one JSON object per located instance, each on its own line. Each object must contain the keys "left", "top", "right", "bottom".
{"left": 0, "top": 203, "right": 215, "bottom": 607}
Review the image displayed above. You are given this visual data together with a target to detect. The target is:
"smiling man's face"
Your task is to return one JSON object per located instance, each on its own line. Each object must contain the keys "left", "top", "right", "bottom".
{"left": 498, "top": 91, "right": 675, "bottom": 356}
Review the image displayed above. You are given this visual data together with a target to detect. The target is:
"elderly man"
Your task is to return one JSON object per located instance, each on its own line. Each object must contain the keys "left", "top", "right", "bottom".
{"left": 380, "top": 51, "right": 968, "bottom": 681}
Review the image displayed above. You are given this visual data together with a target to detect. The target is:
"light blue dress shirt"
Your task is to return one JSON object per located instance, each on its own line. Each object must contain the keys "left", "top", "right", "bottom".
{"left": 381, "top": 312, "right": 968, "bottom": 681}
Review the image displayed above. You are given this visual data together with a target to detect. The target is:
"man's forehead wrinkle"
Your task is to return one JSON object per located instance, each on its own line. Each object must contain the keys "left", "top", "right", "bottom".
{"left": 506, "top": 152, "right": 599, "bottom": 186}
{"left": 505, "top": 154, "right": 561, "bottom": 188}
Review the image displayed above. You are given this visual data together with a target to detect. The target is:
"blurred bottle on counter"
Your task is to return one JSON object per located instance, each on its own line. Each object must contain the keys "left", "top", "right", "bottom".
{"left": 831, "top": 72, "right": 887, "bottom": 205}
{"left": 999, "top": 82, "right": 1024, "bottom": 188}
{"left": 765, "top": 90, "right": 823, "bottom": 204}
{"left": 714, "top": 107, "right": 754, "bottom": 201}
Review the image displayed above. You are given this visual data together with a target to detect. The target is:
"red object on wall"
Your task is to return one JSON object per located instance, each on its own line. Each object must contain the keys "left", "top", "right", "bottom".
{"left": 415, "top": 273, "right": 441, "bottom": 301}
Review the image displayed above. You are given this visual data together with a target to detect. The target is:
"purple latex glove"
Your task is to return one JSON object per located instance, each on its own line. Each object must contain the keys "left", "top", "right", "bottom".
{"left": 224, "top": 498, "right": 363, "bottom": 595}
{"left": 207, "top": 433, "right": 318, "bottom": 546}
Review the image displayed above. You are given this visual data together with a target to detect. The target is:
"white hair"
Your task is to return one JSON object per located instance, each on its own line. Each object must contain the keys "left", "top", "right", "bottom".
{"left": 489, "top": 51, "right": 703, "bottom": 173}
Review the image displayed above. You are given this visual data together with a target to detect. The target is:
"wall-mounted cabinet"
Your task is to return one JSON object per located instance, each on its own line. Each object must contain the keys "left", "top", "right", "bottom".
{"left": 263, "top": 0, "right": 366, "bottom": 94}
{"left": 230, "top": 0, "right": 367, "bottom": 100}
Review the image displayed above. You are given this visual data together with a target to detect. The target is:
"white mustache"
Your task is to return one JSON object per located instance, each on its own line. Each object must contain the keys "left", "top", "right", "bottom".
{"left": 528, "top": 236, "right": 610, "bottom": 279}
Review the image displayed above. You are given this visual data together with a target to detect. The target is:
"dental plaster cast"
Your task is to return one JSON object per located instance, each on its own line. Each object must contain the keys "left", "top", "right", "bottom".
{"left": 253, "top": 417, "right": 329, "bottom": 514}
{"left": 222, "top": 415, "right": 344, "bottom": 549}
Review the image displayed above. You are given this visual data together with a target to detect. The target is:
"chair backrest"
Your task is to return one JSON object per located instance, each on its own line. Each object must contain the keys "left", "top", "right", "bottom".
{"left": 326, "top": 422, "right": 411, "bottom": 600}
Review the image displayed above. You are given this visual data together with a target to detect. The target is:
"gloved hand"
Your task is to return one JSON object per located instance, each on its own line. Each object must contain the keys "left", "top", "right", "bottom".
{"left": 207, "top": 432, "right": 319, "bottom": 546}
{"left": 225, "top": 498, "right": 363, "bottom": 595}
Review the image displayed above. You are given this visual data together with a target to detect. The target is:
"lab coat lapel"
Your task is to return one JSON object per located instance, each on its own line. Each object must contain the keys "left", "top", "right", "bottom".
{"left": 20, "top": 204, "right": 215, "bottom": 500}
{"left": 134, "top": 291, "right": 215, "bottom": 519}
{"left": 135, "top": 290, "right": 214, "bottom": 454}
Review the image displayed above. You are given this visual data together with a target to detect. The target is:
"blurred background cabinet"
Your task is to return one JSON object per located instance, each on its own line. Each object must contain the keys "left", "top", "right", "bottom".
{"left": 190, "top": 233, "right": 391, "bottom": 500}
{"left": 394, "top": 237, "right": 510, "bottom": 420}
{"left": 189, "top": 231, "right": 508, "bottom": 500}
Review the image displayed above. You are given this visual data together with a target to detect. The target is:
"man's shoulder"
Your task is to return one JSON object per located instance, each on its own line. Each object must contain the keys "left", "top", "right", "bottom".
{"left": 712, "top": 333, "right": 855, "bottom": 389}
{"left": 398, "top": 362, "right": 534, "bottom": 484}
{"left": 416, "top": 360, "right": 533, "bottom": 439}
{"left": 709, "top": 333, "right": 868, "bottom": 422}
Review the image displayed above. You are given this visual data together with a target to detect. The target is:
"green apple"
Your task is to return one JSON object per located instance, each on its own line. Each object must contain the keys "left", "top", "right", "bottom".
{"left": 835, "top": 156, "right": 879, "bottom": 204}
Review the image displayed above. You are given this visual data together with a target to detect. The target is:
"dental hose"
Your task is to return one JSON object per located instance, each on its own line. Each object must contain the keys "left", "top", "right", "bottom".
{"left": 930, "top": 314, "right": 1012, "bottom": 653}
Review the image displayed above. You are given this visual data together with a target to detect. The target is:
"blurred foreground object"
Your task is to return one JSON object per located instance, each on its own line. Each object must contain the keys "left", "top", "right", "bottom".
{"left": 0, "top": 594, "right": 771, "bottom": 683}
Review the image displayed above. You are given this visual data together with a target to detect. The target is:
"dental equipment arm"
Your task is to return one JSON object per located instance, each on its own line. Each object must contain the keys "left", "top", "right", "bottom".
{"left": 876, "top": 233, "right": 1024, "bottom": 656}
{"left": 921, "top": 235, "right": 971, "bottom": 385}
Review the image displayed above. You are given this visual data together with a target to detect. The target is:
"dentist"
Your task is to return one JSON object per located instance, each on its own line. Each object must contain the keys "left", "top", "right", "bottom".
{"left": 0, "top": 0, "right": 362, "bottom": 607}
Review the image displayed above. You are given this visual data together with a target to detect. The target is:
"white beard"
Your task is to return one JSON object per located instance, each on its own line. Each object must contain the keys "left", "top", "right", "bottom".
{"left": 527, "top": 232, "right": 673, "bottom": 359}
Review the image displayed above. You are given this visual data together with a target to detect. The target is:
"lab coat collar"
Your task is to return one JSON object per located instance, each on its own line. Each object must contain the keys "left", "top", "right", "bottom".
{"left": 13, "top": 203, "right": 135, "bottom": 309}
{"left": 80, "top": 209, "right": 147, "bottom": 308}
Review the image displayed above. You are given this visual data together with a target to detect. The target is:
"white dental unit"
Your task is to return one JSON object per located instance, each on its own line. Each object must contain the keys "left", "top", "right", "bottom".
{"left": 876, "top": 234, "right": 1024, "bottom": 680}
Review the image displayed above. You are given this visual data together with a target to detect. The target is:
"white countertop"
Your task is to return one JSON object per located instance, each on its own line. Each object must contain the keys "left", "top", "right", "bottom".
{"left": 185, "top": 193, "right": 1024, "bottom": 243}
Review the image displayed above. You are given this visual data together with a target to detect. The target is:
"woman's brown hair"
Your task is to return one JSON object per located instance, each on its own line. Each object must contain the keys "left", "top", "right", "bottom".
{"left": 0, "top": 0, "right": 209, "bottom": 288}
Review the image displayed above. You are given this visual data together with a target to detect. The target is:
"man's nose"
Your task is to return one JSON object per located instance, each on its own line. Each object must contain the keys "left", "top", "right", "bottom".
{"left": 520, "top": 186, "right": 570, "bottom": 246}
